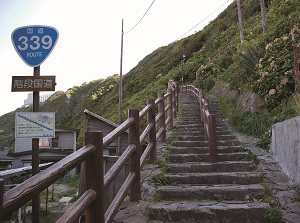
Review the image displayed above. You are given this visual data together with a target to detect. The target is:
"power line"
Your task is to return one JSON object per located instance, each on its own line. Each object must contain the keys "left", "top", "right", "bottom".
{"left": 177, "top": 0, "right": 232, "bottom": 40}
{"left": 125, "top": 0, "right": 156, "bottom": 34}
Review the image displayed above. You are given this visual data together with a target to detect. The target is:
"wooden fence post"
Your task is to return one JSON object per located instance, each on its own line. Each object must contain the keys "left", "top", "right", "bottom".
{"left": 209, "top": 114, "right": 218, "bottom": 163}
{"left": 128, "top": 110, "right": 141, "bottom": 201}
{"left": 198, "top": 90, "right": 203, "bottom": 119}
{"left": 0, "top": 179, "right": 4, "bottom": 223}
{"left": 172, "top": 87, "right": 177, "bottom": 119}
{"left": 84, "top": 131, "right": 104, "bottom": 223}
{"left": 175, "top": 82, "right": 179, "bottom": 113}
{"left": 167, "top": 88, "right": 173, "bottom": 129}
{"left": 148, "top": 98, "right": 157, "bottom": 162}
{"left": 158, "top": 93, "right": 166, "bottom": 143}
{"left": 203, "top": 99, "right": 209, "bottom": 139}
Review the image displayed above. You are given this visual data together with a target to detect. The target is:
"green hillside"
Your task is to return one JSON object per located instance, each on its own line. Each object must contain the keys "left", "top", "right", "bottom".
{"left": 1, "top": 0, "right": 299, "bottom": 150}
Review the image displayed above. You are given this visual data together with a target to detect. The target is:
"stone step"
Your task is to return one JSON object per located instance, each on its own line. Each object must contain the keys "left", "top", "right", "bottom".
{"left": 175, "top": 124, "right": 202, "bottom": 128}
{"left": 148, "top": 201, "right": 269, "bottom": 223}
{"left": 156, "top": 184, "right": 264, "bottom": 201}
{"left": 176, "top": 124, "right": 232, "bottom": 130}
{"left": 166, "top": 152, "right": 250, "bottom": 163}
{"left": 167, "top": 145, "right": 244, "bottom": 154}
{"left": 180, "top": 135, "right": 238, "bottom": 141}
{"left": 176, "top": 129, "right": 234, "bottom": 136}
{"left": 165, "top": 171, "right": 262, "bottom": 185}
{"left": 172, "top": 140, "right": 241, "bottom": 147}
{"left": 166, "top": 161, "right": 256, "bottom": 173}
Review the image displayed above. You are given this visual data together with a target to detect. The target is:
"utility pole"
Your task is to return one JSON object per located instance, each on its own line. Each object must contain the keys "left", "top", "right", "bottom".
{"left": 117, "top": 19, "right": 124, "bottom": 156}
{"left": 291, "top": 21, "right": 300, "bottom": 92}
{"left": 181, "top": 54, "right": 185, "bottom": 84}
{"left": 237, "top": 0, "right": 244, "bottom": 43}
{"left": 260, "top": 0, "right": 268, "bottom": 33}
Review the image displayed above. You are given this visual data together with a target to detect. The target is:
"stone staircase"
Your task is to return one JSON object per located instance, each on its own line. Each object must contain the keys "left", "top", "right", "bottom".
{"left": 147, "top": 93, "right": 270, "bottom": 223}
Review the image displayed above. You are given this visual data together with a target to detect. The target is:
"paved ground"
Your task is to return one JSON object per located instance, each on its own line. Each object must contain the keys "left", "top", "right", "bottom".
{"left": 113, "top": 128, "right": 300, "bottom": 223}
{"left": 235, "top": 131, "right": 300, "bottom": 223}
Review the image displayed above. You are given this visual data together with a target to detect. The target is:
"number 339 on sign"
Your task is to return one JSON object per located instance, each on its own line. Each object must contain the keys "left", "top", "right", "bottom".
{"left": 11, "top": 25, "right": 59, "bottom": 67}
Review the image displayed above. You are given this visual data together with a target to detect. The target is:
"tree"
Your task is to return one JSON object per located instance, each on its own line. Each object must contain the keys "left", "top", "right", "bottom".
{"left": 260, "top": 0, "right": 268, "bottom": 33}
{"left": 237, "top": 0, "right": 244, "bottom": 43}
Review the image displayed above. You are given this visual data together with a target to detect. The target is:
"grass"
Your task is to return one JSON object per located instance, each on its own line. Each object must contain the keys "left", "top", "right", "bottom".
{"left": 215, "top": 96, "right": 274, "bottom": 150}
{"left": 260, "top": 182, "right": 284, "bottom": 223}
{"left": 151, "top": 172, "right": 170, "bottom": 186}
{"left": 57, "top": 173, "right": 80, "bottom": 188}
{"left": 264, "top": 207, "right": 283, "bottom": 223}
{"left": 214, "top": 91, "right": 300, "bottom": 150}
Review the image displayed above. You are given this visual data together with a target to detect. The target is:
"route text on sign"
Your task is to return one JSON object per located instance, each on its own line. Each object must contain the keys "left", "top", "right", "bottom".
{"left": 11, "top": 76, "right": 56, "bottom": 92}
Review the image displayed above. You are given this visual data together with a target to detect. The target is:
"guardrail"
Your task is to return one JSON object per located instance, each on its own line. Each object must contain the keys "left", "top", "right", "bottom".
{"left": 181, "top": 84, "right": 218, "bottom": 162}
{"left": 0, "top": 79, "right": 179, "bottom": 223}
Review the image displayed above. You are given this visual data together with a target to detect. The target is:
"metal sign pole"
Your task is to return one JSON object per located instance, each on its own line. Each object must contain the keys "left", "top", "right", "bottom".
{"left": 117, "top": 19, "right": 124, "bottom": 156}
{"left": 32, "top": 65, "right": 40, "bottom": 223}
{"left": 11, "top": 25, "right": 58, "bottom": 223}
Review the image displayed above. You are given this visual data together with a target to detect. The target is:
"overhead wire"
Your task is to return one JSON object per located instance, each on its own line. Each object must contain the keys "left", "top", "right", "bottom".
{"left": 177, "top": 0, "right": 232, "bottom": 40}
{"left": 124, "top": 0, "right": 156, "bottom": 34}
{"left": 200, "top": 0, "right": 284, "bottom": 68}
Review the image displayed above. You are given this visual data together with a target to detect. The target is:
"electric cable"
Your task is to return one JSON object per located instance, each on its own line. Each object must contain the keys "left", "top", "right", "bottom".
{"left": 124, "top": 0, "right": 156, "bottom": 34}
{"left": 177, "top": 0, "right": 232, "bottom": 40}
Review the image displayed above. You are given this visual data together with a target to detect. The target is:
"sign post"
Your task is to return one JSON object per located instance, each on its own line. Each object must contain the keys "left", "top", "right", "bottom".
{"left": 11, "top": 25, "right": 58, "bottom": 223}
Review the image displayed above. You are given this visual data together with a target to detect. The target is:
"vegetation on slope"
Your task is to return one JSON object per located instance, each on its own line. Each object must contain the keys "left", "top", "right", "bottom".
{"left": 1, "top": 0, "right": 299, "bottom": 151}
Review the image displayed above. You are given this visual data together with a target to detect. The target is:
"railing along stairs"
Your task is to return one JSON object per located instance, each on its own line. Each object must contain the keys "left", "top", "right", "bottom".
{"left": 181, "top": 84, "right": 218, "bottom": 162}
{"left": 0, "top": 80, "right": 179, "bottom": 223}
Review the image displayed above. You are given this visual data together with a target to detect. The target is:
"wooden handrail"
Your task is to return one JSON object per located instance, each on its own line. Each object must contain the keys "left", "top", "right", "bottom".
{"left": 56, "top": 189, "right": 97, "bottom": 223}
{"left": 0, "top": 79, "right": 179, "bottom": 223}
{"left": 182, "top": 84, "right": 218, "bottom": 162}
{"left": 3, "top": 144, "right": 95, "bottom": 215}
{"left": 104, "top": 145, "right": 136, "bottom": 188}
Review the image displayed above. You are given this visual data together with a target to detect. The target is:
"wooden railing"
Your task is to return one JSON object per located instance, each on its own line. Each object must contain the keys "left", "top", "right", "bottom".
{"left": 0, "top": 80, "right": 179, "bottom": 223}
{"left": 181, "top": 84, "right": 218, "bottom": 162}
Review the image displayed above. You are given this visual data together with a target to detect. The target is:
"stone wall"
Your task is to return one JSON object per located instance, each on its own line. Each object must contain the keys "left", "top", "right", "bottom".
{"left": 271, "top": 117, "right": 300, "bottom": 185}
{"left": 209, "top": 82, "right": 265, "bottom": 113}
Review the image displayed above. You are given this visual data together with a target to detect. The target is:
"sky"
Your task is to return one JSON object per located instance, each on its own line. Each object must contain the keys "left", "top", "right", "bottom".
{"left": 0, "top": 0, "right": 234, "bottom": 116}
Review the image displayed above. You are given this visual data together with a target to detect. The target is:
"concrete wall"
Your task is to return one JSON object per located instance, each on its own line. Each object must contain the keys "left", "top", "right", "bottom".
{"left": 271, "top": 116, "right": 300, "bottom": 185}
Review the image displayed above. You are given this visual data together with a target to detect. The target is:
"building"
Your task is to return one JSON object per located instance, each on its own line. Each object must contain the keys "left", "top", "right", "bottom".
{"left": 24, "top": 92, "right": 53, "bottom": 107}
{"left": 0, "top": 151, "right": 14, "bottom": 170}
{"left": 84, "top": 109, "right": 128, "bottom": 155}
{"left": 10, "top": 126, "right": 79, "bottom": 168}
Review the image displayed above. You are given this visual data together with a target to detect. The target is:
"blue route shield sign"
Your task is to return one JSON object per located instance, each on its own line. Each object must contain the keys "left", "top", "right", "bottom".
{"left": 11, "top": 25, "right": 59, "bottom": 67}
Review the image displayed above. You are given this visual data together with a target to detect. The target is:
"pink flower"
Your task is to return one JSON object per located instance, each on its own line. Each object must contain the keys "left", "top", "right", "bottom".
{"left": 269, "top": 89, "right": 276, "bottom": 95}
{"left": 266, "top": 43, "right": 273, "bottom": 51}
{"left": 281, "top": 78, "right": 288, "bottom": 84}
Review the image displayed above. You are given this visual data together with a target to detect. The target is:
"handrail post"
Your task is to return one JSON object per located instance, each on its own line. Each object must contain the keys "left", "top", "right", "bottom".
{"left": 175, "top": 81, "right": 179, "bottom": 113}
{"left": 167, "top": 88, "right": 173, "bottom": 129}
{"left": 148, "top": 98, "right": 157, "bottom": 162}
{"left": 84, "top": 131, "right": 104, "bottom": 223}
{"left": 158, "top": 93, "right": 166, "bottom": 143}
{"left": 198, "top": 90, "right": 203, "bottom": 119}
{"left": 0, "top": 179, "right": 4, "bottom": 223}
{"left": 172, "top": 87, "right": 177, "bottom": 119}
{"left": 203, "top": 99, "right": 209, "bottom": 140}
{"left": 209, "top": 114, "right": 218, "bottom": 163}
{"left": 128, "top": 110, "right": 141, "bottom": 201}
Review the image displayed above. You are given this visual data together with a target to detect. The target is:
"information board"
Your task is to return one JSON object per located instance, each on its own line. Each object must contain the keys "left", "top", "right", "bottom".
{"left": 15, "top": 112, "right": 55, "bottom": 138}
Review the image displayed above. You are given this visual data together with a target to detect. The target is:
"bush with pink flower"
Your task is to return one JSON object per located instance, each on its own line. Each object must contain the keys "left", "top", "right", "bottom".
{"left": 253, "top": 24, "right": 300, "bottom": 110}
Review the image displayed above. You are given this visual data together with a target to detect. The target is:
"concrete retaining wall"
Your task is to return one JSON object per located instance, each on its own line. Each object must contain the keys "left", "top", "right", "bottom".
{"left": 271, "top": 116, "right": 300, "bottom": 185}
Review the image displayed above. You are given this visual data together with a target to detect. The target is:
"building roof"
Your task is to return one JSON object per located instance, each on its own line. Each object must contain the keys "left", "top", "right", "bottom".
{"left": 56, "top": 126, "right": 80, "bottom": 134}
{"left": 0, "top": 162, "right": 52, "bottom": 179}
{"left": 84, "top": 109, "right": 119, "bottom": 128}
{"left": 0, "top": 151, "right": 14, "bottom": 161}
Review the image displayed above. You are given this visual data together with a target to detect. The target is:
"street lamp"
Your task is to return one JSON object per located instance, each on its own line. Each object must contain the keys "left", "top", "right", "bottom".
{"left": 181, "top": 54, "right": 185, "bottom": 84}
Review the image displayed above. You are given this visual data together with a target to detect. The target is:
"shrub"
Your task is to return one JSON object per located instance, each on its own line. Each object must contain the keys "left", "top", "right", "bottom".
{"left": 252, "top": 24, "right": 300, "bottom": 110}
